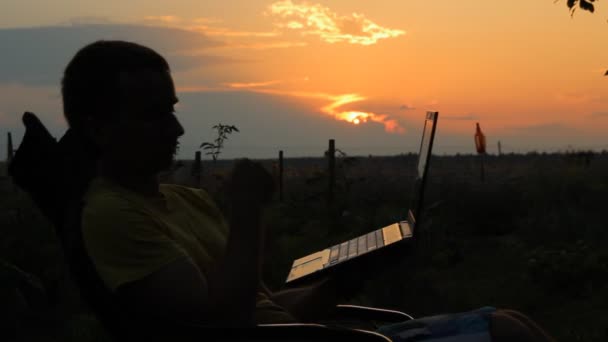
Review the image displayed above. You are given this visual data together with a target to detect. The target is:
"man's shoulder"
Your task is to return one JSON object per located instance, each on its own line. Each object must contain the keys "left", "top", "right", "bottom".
{"left": 81, "top": 179, "right": 161, "bottom": 242}
{"left": 160, "top": 183, "right": 215, "bottom": 204}
{"left": 82, "top": 178, "right": 146, "bottom": 222}
{"left": 161, "top": 184, "right": 226, "bottom": 225}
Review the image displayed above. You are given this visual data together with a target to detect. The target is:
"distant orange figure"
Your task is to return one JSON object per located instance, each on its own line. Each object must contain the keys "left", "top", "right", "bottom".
{"left": 475, "top": 122, "right": 486, "bottom": 154}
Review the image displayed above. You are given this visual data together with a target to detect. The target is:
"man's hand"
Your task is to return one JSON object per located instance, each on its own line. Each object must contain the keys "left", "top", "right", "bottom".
{"left": 269, "top": 276, "right": 340, "bottom": 322}
{"left": 270, "top": 271, "right": 366, "bottom": 322}
{"left": 228, "top": 159, "right": 275, "bottom": 205}
{"left": 212, "top": 159, "right": 274, "bottom": 325}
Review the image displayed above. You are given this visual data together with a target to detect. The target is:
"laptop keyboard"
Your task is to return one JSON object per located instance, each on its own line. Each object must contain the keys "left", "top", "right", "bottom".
{"left": 327, "top": 229, "right": 385, "bottom": 266}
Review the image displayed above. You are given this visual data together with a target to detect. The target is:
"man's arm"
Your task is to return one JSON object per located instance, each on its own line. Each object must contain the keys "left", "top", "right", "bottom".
{"left": 114, "top": 160, "right": 272, "bottom": 326}
{"left": 115, "top": 256, "right": 211, "bottom": 322}
{"left": 260, "top": 261, "right": 367, "bottom": 321}
{"left": 207, "top": 202, "right": 264, "bottom": 325}
{"left": 264, "top": 278, "right": 339, "bottom": 322}
{"left": 115, "top": 203, "right": 263, "bottom": 326}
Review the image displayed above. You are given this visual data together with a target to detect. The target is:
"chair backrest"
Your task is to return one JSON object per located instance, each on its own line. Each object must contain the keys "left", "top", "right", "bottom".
{"left": 62, "top": 198, "right": 139, "bottom": 340}
{"left": 8, "top": 112, "right": 137, "bottom": 340}
{"left": 9, "top": 112, "right": 60, "bottom": 224}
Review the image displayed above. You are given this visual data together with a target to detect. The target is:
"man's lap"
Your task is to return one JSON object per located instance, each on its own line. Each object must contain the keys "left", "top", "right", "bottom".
{"left": 376, "top": 306, "right": 496, "bottom": 342}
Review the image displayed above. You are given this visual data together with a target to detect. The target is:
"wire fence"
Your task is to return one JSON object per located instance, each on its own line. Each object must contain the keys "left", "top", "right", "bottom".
{"left": 170, "top": 142, "right": 608, "bottom": 161}
{"left": 2, "top": 132, "right": 607, "bottom": 162}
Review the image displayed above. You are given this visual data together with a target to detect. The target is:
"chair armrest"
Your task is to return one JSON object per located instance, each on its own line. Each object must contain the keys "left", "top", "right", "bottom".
{"left": 330, "top": 304, "right": 414, "bottom": 323}
{"left": 161, "top": 322, "right": 392, "bottom": 342}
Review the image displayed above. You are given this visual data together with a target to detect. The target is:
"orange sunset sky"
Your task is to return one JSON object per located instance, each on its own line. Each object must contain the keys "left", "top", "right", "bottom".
{"left": 0, "top": 0, "right": 607, "bottom": 158}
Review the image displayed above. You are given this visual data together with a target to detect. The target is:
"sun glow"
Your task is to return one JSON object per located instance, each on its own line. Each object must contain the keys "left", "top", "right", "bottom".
{"left": 321, "top": 94, "right": 404, "bottom": 133}
{"left": 342, "top": 111, "right": 368, "bottom": 125}
{"left": 216, "top": 85, "right": 405, "bottom": 134}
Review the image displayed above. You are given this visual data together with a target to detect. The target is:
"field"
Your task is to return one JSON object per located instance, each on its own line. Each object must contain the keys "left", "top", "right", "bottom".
{"left": 1, "top": 151, "right": 608, "bottom": 341}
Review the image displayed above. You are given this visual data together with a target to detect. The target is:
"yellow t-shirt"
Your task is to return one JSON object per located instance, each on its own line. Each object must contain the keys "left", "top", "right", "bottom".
{"left": 82, "top": 177, "right": 295, "bottom": 324}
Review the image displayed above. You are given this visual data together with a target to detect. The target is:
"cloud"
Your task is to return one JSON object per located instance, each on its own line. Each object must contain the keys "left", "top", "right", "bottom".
{"left": 193, "top": 18, "right": 225, "bottom": 25}
{"left": 224, "top": 80, "right": 284, "bottom": 88}
{"left": 0, "top": 23, "right": 227, "bottom": 85}
{"left": 177, "top": 79, "right": 405, "bottom": 134}
{"left": 62, "top": 16, "right": 115, "bottom": 25}
{"left": 591, "top": 111, "right": 608, "bottom": 117}
{"left": 139, "top": 15, "right": 304, "bottom": 49}
{"left": 399, "top": 104, "right": 415, "bottom": 111}
{"left": 320, "top": 94, "right": 405, "bottom": 133}
{"left": 443, "top": 114, "right": 480, "bottom": 121}
{"left": 224, "top": 41, "right": 308, "bottom": 49}
{"left": 222, "top": 76, "right": 310, "bottom": 89}
{"left": 192, "top": 27, "right": 279, "bottom": 38}
{"left": 554, "top": 92, "right": 602, "bottom": 105}
{"left": 268, "top": 0, "right": 405, "bottom": 45}
{"left": 142, "top": 15, "right": 224, "bottom": 26}
{"left": 0, "top": 111, "right": 11, "bottom": 126}
{"left": 250, "top": 88, "right": 405, "bottom": 133}
{"left": 143, "top": 15, "right": 181, "bottom": 25}
{"left": 505, "top": 123, "right": 576, "bottom": 137}
{"left": 170, "top": 90, "right": 417, "bottom": 159}
{"left": 146, "top": 16, "right": 278, "bottom": 38}
{"left": 508, "top": 123, "right": 566, "bottom": 131}
{"left": 177, "top": 85, "right": 230, "bottom": 93}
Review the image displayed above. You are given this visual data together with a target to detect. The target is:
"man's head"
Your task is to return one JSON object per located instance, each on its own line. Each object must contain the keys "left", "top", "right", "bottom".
{"left": 62, "top": 40, "right": 184, "bottom": 175}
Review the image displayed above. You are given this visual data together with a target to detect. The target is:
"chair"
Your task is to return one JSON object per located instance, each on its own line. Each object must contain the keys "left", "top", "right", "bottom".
{"left": 9, "top": 112, "right": 413, "bottom": 341}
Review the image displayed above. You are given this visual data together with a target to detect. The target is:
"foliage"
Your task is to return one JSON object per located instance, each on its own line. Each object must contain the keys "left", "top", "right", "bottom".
{"left": 3, "top": 153, "right": 608, "bottom": 341}
{"left": 260, "top": 153, "right": 608, "bottom": 341}
{"left": 561, "top": 0, "right": 608, "bottom": 76}
{"left": 199, "top": 124, "right": 239, "bottom": 162}
{"left": 527, "top": 241, "right": 608, "bottom": 298}
{"left": 564, "top": 0, "right": 597, "bottom": 14}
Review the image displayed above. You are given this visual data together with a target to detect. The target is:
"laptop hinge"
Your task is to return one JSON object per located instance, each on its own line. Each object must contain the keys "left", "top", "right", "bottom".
{"left": 399, "top": 221, "right": 413, "bottom": 238}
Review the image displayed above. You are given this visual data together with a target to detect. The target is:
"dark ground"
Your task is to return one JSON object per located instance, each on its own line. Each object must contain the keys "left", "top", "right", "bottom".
{"left": 1, "top": 151, "right": 607, "bottom": 341}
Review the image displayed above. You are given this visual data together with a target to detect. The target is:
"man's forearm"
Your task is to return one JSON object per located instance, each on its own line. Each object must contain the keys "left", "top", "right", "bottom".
{"left": 208, "top": 203, "right": 264, "bottom": 325}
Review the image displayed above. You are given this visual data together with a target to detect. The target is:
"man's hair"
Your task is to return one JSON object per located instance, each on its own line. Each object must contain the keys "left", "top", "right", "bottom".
{"left": 61, "top": 40, "right": 170, "bottom": 130}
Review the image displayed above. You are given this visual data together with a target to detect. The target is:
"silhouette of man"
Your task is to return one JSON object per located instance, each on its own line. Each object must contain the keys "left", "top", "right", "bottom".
{"left": 60, "top": 40, "right": 314, "bottom": 327}
{"left": 55, "top": 40, "right": 556, "bottom": 341}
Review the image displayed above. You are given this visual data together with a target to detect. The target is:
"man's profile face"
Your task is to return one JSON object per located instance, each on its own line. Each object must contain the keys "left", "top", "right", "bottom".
{"left": 100, "top": 69, "right": 184, "bottom": 175}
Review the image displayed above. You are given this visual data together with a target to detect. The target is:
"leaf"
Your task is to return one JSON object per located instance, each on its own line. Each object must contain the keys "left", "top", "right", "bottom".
{"left": 579, "top": 0, "right": 595, "bottom": 12}
{"left": 567, "top": 0, "right": 577, "bottom": 9}
{"left": 200, "top": 123, "right": 239, "bottom": 162}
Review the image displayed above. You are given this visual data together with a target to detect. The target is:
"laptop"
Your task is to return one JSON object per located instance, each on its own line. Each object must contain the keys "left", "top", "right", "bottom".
{"left": 284, "top": 111, "right": 439, "bottom": 286}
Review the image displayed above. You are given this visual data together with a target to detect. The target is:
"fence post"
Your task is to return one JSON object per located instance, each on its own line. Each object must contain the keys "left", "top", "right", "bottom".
{"left": 480, "top": 153, "right": 485, "bottom": 182}
{"left": 7, "top": 132, "right": 14, "bottom": 165}
{"left": 497, "top": 141, "right": 502, "bottom": 156}
{"left": 327, "top": 139, "right": 335, "bottom": 206}
{"left": 193, "top": 151, "right": 202, "bottom": 188}
{"left": 474, "top": 123, "right": 487, "bottom": 182}
{"left": 279, "top": 150, "right": 284, "bottom": 202}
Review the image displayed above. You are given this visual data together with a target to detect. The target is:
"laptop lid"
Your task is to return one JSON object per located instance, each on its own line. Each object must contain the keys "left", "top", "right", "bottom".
{"left": 407, "top": 111, "right": 438, "bottom": 236}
